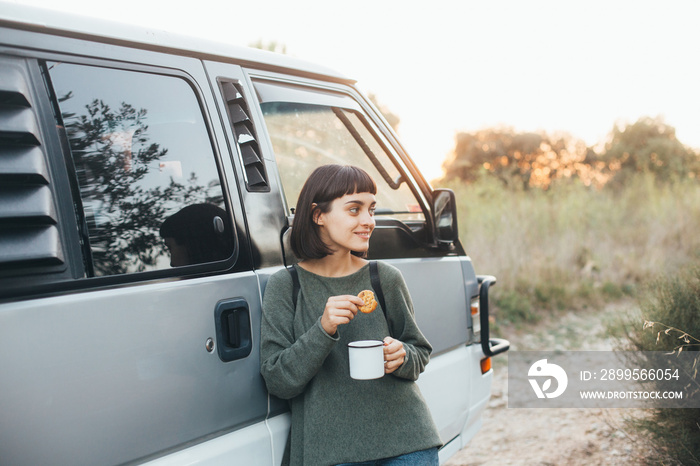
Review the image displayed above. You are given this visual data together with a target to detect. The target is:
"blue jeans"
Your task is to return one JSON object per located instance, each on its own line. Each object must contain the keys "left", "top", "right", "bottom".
{"left": 335, "top": 447, "right": 439, "bottom": 466}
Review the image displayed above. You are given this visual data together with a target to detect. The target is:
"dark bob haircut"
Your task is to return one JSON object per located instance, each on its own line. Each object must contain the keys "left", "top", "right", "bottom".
{"left": 291, "top": 164, "right": 377, "bottom": 260}
{"left": 160, "top": 203, "right": 233, "bottom": 265}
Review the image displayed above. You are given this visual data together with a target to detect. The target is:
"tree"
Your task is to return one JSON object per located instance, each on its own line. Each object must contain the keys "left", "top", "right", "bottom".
{"left": 442, "top": 127, "right": 597, "bottom": 189}
{"left": 249, "top": 40, "right": 287, "bottom": 54}
{"left": 602, "top": 116, "right": 699, "bottom": 187}
{"left": 63, "top": 98, "right": 208, "bottom": 275}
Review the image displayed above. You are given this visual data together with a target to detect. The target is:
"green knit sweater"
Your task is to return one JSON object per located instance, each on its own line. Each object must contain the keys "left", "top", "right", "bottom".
{"left": 260, "top": 261, "right": 442, "bottom": 466}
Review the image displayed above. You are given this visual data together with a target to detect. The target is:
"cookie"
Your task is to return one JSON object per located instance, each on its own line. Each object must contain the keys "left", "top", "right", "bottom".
{"left": 358, "top": 289, "right": 378, "bottom": 313}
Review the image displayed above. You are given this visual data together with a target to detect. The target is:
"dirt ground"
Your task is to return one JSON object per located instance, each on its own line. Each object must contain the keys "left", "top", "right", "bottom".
{"left": 444, "top": 301, "right": 660, "bottom": 466}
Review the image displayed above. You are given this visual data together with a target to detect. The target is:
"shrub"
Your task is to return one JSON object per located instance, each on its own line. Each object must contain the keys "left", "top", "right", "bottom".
{"left": 622, "top": 266, "right": 700, "bottom": 465}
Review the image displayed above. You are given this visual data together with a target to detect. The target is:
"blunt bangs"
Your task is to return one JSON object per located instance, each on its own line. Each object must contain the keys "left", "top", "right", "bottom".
{"left": 314, "top": 165, "right": 377, "bottom": 204}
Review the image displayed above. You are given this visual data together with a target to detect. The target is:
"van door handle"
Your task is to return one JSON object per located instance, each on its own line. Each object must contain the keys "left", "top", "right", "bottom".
{"left": 214, "top": 298, "right": 252, "bottom": 362}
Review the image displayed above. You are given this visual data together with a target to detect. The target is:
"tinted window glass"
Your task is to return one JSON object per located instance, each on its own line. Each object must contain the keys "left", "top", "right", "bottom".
{"left": 259, "top": 100, "right": 424, "bottom": 222}
{"left": 48, "top": 63, "right": 233, "bottom": 276}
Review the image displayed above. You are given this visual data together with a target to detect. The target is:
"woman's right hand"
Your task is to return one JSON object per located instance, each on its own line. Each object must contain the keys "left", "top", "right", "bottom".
{"left": 320, "top": 295, "right": 363, "bottom": 335}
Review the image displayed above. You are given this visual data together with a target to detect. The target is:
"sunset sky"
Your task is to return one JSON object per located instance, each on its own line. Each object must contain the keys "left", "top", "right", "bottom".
{"left": 7, "top": 0, "right": 700, "bottom": 180}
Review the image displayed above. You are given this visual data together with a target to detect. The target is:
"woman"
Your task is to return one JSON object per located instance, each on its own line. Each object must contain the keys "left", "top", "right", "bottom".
{"left": 260, "top": 164, "right": 441, "bottom": 466}
{"left": 159, "top": 203, "right": 232, "bottom": 266}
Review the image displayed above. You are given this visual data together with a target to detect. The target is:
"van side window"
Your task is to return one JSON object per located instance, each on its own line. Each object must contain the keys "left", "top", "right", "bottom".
{"left": 254, "top": 82, "right": 425, "bottom": 223}
{"left": 47, "top": 63, "right": 233, "bottom": 276}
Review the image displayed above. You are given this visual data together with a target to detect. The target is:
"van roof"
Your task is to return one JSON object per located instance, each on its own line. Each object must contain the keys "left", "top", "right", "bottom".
{"left": 0, "top": 1, "right": 355, "bottom": 84}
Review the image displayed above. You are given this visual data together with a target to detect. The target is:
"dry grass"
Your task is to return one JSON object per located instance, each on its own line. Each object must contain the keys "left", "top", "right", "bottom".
{"left": 440, "top": 173, "right": 700, "bottom": 464}
{"left": 440, "top": 174, "right": 700, "bottom": 324}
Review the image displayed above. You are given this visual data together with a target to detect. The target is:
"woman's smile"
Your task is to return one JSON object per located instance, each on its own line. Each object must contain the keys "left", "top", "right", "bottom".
{"left": 316, "top": 191, "right": 376, "bottom": 254}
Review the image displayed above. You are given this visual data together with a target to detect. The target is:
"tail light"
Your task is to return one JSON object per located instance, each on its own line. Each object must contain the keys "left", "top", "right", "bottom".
{"left": 470, "top": 296, "right": 480, "bottom": 335}
{"left": 480, "top": 357, "right": 492, "bottom": 374}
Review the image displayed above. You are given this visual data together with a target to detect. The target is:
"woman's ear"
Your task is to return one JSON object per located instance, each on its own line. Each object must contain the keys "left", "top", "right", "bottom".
{"left": 311, "top": 203, "right": 324, "bottom": 226}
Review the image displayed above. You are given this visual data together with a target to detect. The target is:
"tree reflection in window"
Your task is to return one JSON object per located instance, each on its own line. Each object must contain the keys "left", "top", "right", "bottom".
{"left": 49, "top": 63, "right": 229, "bottom": 276}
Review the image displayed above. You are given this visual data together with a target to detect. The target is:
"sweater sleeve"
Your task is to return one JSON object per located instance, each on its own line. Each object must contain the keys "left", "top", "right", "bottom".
{"left": 379, "top": 262, "right": 432, "bottom": 381}
{"left": 260, "top": 270, "right": 338, "bottom": 399}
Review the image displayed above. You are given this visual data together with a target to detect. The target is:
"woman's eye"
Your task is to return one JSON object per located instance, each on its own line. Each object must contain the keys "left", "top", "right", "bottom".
{"left": 349, "top": 207, "right": 359, "bottom": 214}
{"left": 369, "top": 208, "right": 376, "bottom": 216}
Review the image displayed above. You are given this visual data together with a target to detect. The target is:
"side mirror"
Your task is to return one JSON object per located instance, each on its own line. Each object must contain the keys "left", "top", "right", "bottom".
{"left": 432, "top": 188, "right": 459, "bottom": 247}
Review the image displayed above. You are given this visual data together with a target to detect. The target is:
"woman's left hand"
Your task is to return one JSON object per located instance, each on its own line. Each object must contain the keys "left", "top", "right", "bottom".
{"left": 383, "top": 336, "right": 407, "bottom": 374}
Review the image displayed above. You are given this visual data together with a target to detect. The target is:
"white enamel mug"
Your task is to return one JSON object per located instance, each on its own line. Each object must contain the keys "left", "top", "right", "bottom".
{"left": 348, "top": 340, "right": 385, "bottom": 380}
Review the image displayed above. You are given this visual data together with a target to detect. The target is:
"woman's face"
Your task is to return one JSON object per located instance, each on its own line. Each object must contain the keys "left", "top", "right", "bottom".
{"left": 164, "top": 237, "right": 190, "bottom": 267}
{"left": 315, "top": 191, "right": 376, "bottom": 255}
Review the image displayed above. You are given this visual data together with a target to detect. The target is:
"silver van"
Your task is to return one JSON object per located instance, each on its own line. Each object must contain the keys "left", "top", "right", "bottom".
{"left": 0, "top": 3, "right": 508, "bottom": 465}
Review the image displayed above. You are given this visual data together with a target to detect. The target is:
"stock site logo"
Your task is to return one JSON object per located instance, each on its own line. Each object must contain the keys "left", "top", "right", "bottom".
{"left": 528, "top": 359, "right": 568, "bottom": 399}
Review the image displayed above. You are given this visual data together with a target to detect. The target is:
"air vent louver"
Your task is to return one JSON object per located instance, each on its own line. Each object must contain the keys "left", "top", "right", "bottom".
{"left": 0, "top": 59, "right": 64, "bottom": 269}
{"left": 220, "top": 80, "right": 269, "bottom": 191}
